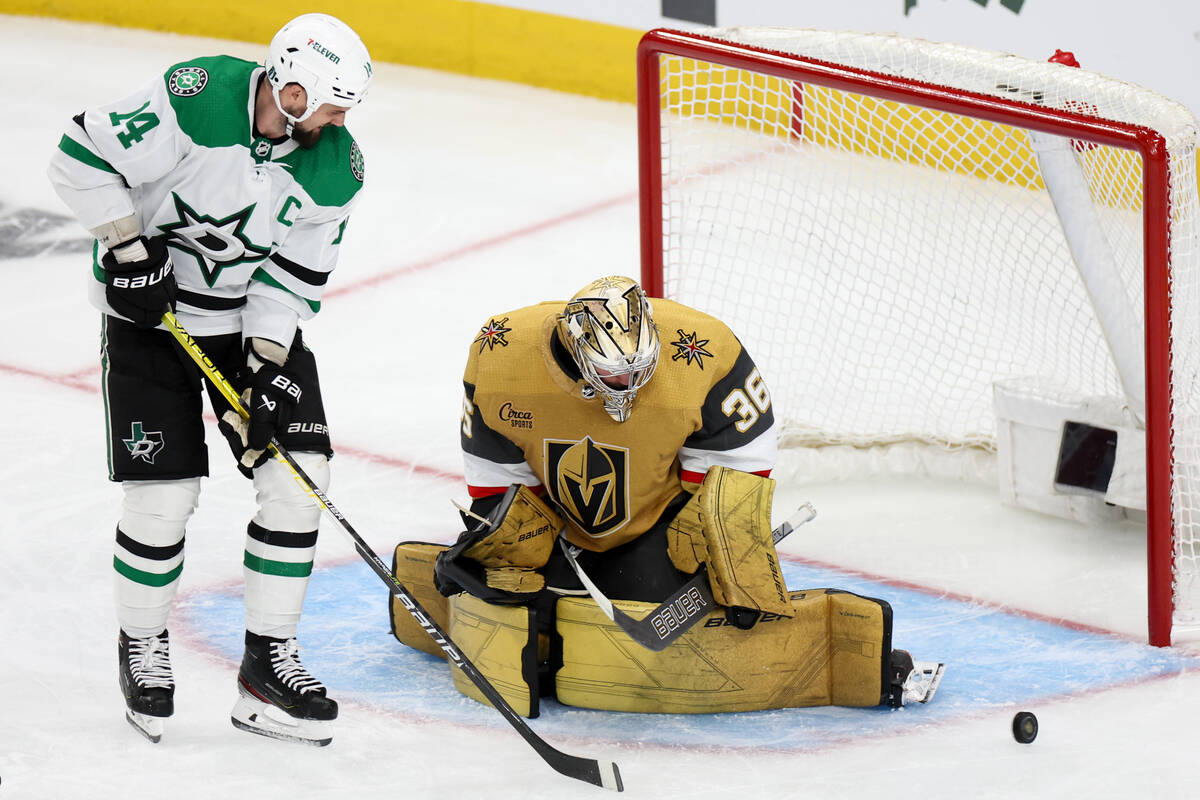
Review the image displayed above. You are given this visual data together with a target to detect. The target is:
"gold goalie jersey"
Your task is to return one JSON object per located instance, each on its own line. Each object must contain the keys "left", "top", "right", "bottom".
{"left": 460, "top": 298, "right": 778, "bottom": 552}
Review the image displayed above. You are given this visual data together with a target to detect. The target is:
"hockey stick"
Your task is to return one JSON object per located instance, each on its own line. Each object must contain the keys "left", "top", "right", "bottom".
{"left": 161, "top": 312, "right": 623, "bottom": 793}
{"left": 559, "top": 502, "right": 817, "bottom": 651}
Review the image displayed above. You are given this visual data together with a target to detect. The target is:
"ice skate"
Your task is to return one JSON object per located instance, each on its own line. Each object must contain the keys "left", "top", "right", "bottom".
{"left": 230, "top": 632, "right": 337, "bottom": 746}
{"left": 886, "top": 649, "right": 945, "bottom": 708}
{"left": 119, "top": 629, "right": 175, "bottom": 743}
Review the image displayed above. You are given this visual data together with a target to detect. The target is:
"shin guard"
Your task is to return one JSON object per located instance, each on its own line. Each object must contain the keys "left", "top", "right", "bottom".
{"left": 244, "top": 453, "right": 327, "bottom": 638}
{"left": 114, "top": 478, "right": 200, "bottom": 638}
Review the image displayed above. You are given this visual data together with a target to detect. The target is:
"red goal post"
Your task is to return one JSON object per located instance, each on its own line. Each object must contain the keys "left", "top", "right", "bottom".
{"left": 636, "top": 28, "right": 1198, "bottom": 645}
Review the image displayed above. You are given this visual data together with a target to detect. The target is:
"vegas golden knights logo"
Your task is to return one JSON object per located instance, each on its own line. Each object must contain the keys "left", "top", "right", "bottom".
{"left": 544, "top": 437, "right": 629, "bottom": 538}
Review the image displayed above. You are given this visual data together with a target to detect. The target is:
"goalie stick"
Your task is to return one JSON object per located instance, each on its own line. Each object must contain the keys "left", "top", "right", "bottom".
{"left": 559, "top": 503, "right": 817, "bottom": 651}
{"left": 161, "top": 312, "right": 623, "bottom": 793}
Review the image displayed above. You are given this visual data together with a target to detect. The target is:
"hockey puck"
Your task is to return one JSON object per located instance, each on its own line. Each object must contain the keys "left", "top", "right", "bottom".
{"left": 1012, "top": 711, "right": 1038, "bottom": 743}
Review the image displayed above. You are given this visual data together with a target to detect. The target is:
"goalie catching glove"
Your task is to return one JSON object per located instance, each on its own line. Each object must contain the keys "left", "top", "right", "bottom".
{"left": 101, "top": 235, "right": 177, "bottom": 329}
{"left": 218, "top": 338, "right": 302, "bottom": 477}
{"left": 434, "top": 484, "right": 561, "bottom": 604}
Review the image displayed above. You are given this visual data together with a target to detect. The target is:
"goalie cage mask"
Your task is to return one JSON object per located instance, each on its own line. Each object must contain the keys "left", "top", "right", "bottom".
{"left": 557, "top": 276, "right": 661, "bottom": 422}
{"left": 266, "top": 12, "right": 373, "bottom": 129}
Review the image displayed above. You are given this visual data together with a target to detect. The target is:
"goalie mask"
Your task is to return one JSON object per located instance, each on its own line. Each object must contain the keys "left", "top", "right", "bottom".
{"left": 266, "top": 13, "right": 373, "bottom": 133}
{"left": 557, "top": 276, "right": 661, "bottom": 422}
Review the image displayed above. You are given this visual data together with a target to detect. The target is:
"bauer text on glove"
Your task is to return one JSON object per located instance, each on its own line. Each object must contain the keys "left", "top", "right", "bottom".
{"left": 218, "top": 338, "right": 300, "bottom": 474}
{"left": 102, "top": 236, "right": 177, "bottom": 329}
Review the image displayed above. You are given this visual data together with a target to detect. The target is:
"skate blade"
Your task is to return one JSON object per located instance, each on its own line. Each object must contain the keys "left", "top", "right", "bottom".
{"left": 231, "top": 695, "right": 332, "bottom": 747}
{"left": 125, "top": 710, "right": 165, "bottom": 743}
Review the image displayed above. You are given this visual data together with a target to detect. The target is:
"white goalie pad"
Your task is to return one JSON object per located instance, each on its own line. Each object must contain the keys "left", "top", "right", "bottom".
{"left": 994, "top": 377, "right": 1145, "bottom": 523}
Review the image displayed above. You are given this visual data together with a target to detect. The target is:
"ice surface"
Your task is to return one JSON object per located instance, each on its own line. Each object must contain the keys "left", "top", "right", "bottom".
{"left": 3, "top": 15, "right": 1199, "bottom": 800}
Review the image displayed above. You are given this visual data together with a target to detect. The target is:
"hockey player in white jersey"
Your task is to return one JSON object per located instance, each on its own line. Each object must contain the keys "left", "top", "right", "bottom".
{"left": 47, "top": 13, "right": 372, "bottom": 746}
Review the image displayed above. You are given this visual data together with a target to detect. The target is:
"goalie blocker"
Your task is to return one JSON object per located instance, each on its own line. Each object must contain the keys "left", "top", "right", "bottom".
{"left": 389, "top": 471, "right": 943, "bottom": 715}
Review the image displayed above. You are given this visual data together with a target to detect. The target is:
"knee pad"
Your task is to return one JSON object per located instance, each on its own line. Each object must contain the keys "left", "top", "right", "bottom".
{"left": 252, "top": 452, "right": 329, "bottom": 532}
{"left": 120, "top": 478, "right": 201, "bottom": 543}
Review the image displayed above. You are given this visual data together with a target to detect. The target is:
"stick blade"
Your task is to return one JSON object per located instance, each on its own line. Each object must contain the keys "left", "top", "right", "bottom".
{"left": 545, "top": 749, "right": 624, "bottom": 791}
{"left": 599, "top": 760, "right": 624, "bottom": 792}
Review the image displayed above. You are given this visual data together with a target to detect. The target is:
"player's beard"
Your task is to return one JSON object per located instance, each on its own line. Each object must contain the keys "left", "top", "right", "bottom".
{"left": 291, "top": 122, "right": 324, "bottom": 149}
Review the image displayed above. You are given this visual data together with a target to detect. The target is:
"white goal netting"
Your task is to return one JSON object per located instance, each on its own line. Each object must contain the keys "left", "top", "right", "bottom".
{"left": 643, "top": 29, "right": 1200, "bottom": 639}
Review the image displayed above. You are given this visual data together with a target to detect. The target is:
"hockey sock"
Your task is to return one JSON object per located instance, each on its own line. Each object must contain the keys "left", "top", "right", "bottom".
{"left": 244, "top": 455, "right": 327, "bottom": 637}
{"left": 243, "top": 522, "right": 317, "bottom": 638}
{"left": 114, "top": 479, "right": 199, "bottom": 638}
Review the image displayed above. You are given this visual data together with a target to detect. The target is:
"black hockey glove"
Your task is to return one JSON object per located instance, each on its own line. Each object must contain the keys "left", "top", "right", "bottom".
{"left": 101, "top": 236, "right": 177, "bottom": 329}
{"left": 218, "top": 339, "right": 301, "bottom": 477}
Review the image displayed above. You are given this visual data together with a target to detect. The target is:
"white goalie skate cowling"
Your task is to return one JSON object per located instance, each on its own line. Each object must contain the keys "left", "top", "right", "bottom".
{"left": 902, "top": 661, "right": 946, "bottom": 705}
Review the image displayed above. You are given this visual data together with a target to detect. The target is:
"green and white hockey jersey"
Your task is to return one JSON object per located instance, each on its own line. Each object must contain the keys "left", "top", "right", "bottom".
{"left": 48, "top": 55, "right": 364, "bottom": 345}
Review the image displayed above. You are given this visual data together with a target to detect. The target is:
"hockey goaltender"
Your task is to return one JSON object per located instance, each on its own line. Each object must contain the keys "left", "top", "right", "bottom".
{"left": 389, "top": 276, "right": 943, "bottom": 716}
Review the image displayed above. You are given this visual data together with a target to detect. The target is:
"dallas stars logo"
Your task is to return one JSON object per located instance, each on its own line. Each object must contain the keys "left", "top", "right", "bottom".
{"left": 168, "top": 67, "right": 208, "bottom": 97}
{"left": 474, "top": 317, "right": 512, "bottom": 353}
{"left": 670, "top": 329, "right": 714, "bottom": 368}
{"left": 123, "top": 422, "right": 165, "bottom": 464}
{"left": 350, "top": 141, "right": 365, "bottom": 182}
{"left": 157, "top": 193, "right": 270, "bottom": 287}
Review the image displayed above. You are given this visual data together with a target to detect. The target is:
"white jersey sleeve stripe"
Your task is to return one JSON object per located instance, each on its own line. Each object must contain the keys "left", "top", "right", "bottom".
{"left": 463, "top": 450, "right": 540, "bottom": 494}
{"left": 678, "top": 418, "right": 779, "bottom": 478}
{"left": 49, "top": 130, "right": 137, "bottom": 232}
{"left": 56, "top": 129, "right": 120, "bottom": 175}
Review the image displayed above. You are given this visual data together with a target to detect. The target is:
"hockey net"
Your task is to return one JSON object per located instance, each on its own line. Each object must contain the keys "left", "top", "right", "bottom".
{"left": 637, "top": 28, "right": 1200, "bottom": 645}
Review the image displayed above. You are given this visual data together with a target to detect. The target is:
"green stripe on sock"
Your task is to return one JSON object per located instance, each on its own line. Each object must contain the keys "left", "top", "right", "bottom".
{"left": 243, "top": 551, "right": 313, "bottom": 578}
{"left": 58, "top": 134, "right": 119, "bottom": 174}
{"left": 113, "top": 556, "right": 183, "bottom": 587}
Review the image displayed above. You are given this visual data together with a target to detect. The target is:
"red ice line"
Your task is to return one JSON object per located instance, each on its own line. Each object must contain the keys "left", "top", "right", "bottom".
{"left": 2, "top": 192, "right": 637, "bottom": 476}
{"left": 3, "top": 190, "right": 1156, "bottom": 648}
{"left": 782, "top": 553, "right": 1139, "bottom": 643}
{"left": 324, "top": 190, "right": 637, "bottom": 299}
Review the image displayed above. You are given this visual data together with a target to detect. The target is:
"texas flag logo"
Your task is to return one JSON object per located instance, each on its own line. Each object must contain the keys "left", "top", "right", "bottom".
{"left": 123, "top": 421, "right": 165, "bottom": 464}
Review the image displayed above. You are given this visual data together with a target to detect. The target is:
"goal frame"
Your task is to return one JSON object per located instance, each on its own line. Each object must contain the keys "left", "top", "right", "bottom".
{"left": 636, "top": 28, "right": 1176, "bottom": 646}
